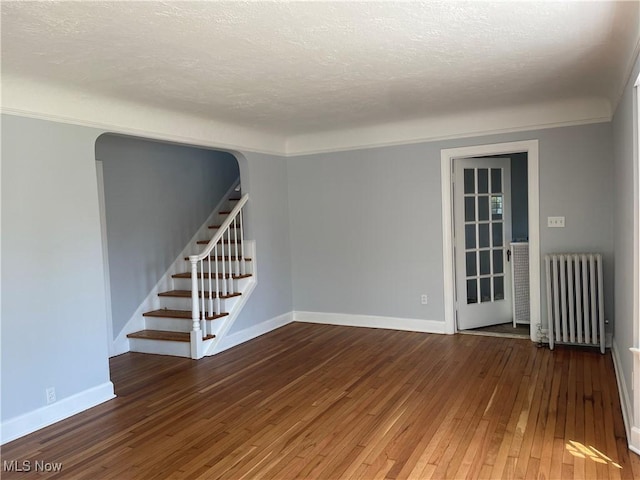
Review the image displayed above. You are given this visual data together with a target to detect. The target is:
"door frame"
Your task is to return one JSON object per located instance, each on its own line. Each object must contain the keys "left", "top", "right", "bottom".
{"left": 441, "top": 140, "right": 540, "bottom": 341}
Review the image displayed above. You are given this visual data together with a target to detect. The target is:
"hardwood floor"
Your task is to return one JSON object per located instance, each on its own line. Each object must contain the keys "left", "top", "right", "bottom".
{"left": 3, "top": 323, "right": 640, "bottom": 479}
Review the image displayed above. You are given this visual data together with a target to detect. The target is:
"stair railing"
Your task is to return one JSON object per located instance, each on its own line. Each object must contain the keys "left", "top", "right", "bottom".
{"left": 188, "top": 194, "right": 248, "bottom": 357}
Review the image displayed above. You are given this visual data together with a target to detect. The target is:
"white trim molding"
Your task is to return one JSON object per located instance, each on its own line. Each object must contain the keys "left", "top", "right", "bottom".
{"left": 631, "top": 347, "right": 640, "bottom": 454}
{"left": 1, "top": 74, "right": 286, "bottom": 155}
{"left": 95, "top": 160, "right": 115, "bottom": 357}
{"left": 294, "top": 311, "right": 447, "bottom": 334}
{"left": 1, "top": 74, "right": 611, "bottom": 157}
{"left": 286, "top": 98, "right": 608, "bottom": 157}
{"left": 215, "top": 312, "right": 294, "bottom": 354}
{"left": 633, "top": 73, "right": 640, "bottom": 455}
{"left": 0, "top": 382, "right": 115, "bottom": 445}
{"left": 440, "top": 140, "right": 541, "bottom": 341}
{"left": 612, "top": 341, "right": 634, "bottom": 453}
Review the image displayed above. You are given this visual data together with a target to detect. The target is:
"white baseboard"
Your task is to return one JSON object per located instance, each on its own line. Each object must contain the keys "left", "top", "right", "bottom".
{"left": 611, "top": 341, "right": 633, "bottom": 451}
{"left": 293, "top": 311, "right": 447, "bottom": 334}
{"left": 1, "top": 382, "right": 115, "bottom": 445}
{"left": 215, "top": 311, "right": 294, "bottom": 354}
{"left": 631, "top": 428, "right": 640, "bottom": 456}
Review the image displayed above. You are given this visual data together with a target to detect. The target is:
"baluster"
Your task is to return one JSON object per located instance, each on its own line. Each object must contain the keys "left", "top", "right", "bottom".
{"left": 215, "top": 244, "right": 221, "bottom": 314}
{"left": 200, "top": 259, "right": 205, "bottom": 338}
{"left": 207, "top": 254, "right": 213, "bottom": 319}
{"left": 190, "top": 258, "right": 200, "bottom": 335}
{"left": 227, "top": 228, "right": 233, "bottom": 293}
{"left": 239, "top": 208, "right": 246, "bottom": 275}
{"left": 220, "top": 237, "right": 228, "bottom": 296}
{"left": 233, "top": 216, "right": 239, "bottom": 276}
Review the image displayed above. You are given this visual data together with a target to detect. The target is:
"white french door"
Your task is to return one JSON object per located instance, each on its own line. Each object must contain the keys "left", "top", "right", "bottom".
{"left": 454, "top": 157, "right": 513, "bottom": 330}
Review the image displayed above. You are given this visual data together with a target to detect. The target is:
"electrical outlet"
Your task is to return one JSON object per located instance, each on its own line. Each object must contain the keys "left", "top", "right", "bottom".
{"left": 46, "top": 387, "right": 56, "bottom": 404}
{"left": 421, "top": 294, "right": 428, "bottom": 305}
{"left": 547, "top": 216, "right": 565, "bottom": 228}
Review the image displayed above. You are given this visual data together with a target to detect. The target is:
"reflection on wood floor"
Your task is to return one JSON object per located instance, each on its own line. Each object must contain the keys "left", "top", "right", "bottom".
{"left": 3, "top": 322, "right": 639, "bottom": 479}
{"left": 463, "top": 321, "right": 531, "bottom": 339}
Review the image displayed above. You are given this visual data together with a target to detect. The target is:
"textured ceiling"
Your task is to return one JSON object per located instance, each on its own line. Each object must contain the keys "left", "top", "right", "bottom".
{"left": 2, "top": 1, "right": 640, "bottom": 149}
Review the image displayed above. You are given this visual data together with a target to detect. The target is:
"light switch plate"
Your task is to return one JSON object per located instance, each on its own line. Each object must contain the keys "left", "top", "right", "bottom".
{"left": 547, "top": 216, "right": 565, "bottom": 228}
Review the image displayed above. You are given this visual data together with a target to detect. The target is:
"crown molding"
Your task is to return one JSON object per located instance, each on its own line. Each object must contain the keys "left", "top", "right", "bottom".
{"left": 0, "top": 74, "right": 287, "bottom": 156}
{"left": 2, "top": 75, "right": 612, "bottom": 157}
{"left": 284, "top": 97, "right": 611, "bottom": 156}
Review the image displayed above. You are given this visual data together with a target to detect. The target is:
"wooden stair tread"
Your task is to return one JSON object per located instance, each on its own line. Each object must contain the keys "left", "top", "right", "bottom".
{"left": 209, "top": 224, "right": 240, "bottom": 229}
{"left": 197, "top": 239, "right": 242, "bottom": 245}
{"left": 127, "top": 330, "right": 215, "bottom": 342}
{"left": 158, "top": 290, "right": 241, "bottom": 299}
{"left": 172, "top": 272, "right": 252, "bottom": 280}
{"left": 143, "top": 309, "right": 229, "bottom": 320}
{"left": 184, "top": 256, "right": 252, "bottom": 261}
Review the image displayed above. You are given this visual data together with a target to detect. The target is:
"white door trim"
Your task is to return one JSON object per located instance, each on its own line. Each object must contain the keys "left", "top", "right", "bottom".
{"left": 96, "top": 160, "right": 115, "bottom": 357}
{"left": 631, "top": 73, "right": 640, "bottom": 453}
{"left": 441, "top": 140, "right": 540, "bottom": 341}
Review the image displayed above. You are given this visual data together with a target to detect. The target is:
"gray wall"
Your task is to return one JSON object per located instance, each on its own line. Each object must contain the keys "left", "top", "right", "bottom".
{"left": 95, "top": 135, "right": 239, "bottom": 339}
{"left": 612, "top": 51, "right": 640, "bottom": 409}
{"left": 287, "top": 122, "right": 614, "bottom": 328}
{"left": 287, "top": 143, "right": 445, "bottom": 321}
{"left": 1, "top": 115, "right": 112, "bottom": 422}
{"left": 0, "top": 115, "right": 293, "bottom": 429}
{"left": 228, "top": 152, "right": 294, "bottom": 334}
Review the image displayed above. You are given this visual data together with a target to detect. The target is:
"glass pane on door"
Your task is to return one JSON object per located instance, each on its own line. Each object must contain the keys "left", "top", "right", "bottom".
{"left": 463, "top": 166, "right": 507, "bottom": 305}
{"left": 467, "top": 279, "right": 478, "bottom": 304}
{"left": 478, "top": 169, "right": 489, "bottom": 193}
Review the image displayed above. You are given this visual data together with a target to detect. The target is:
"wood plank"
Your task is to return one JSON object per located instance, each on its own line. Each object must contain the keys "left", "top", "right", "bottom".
{"left": 142, "top": 309, "right": 228, "bottom": 320}
{"left": 172, "top": 272, "right": 252, "bottom": 280}
{"left": 196, "top": 239, "right": 241, "bottom": 245}
{"left": 158, "top": 290, "right": 242, "bottom": 299}
{"left": 127, "top": 330, "right": 190, "bottom": 342}
{"left": 208, "top": 224, "right": 241, "bottom": 229}
{"left": 184, "top": 255, "right": 251, "bottom": 261}
{"left": 1, "top": 324, "right": 637, "bottom": 480}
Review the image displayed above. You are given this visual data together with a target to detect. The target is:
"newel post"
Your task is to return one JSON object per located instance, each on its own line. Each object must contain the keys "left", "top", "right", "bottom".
{"left": 189, "top": 257, "right": 203, "bottom": 359}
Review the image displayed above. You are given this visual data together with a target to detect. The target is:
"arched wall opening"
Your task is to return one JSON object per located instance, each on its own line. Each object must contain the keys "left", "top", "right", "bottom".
{"left": 94, "top": 133, "right": 244, "bottom": 356}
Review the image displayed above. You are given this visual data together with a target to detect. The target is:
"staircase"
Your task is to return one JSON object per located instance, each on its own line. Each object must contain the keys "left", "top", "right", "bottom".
{"left": 126, "top": 189, "right": 254, "bottom": 359}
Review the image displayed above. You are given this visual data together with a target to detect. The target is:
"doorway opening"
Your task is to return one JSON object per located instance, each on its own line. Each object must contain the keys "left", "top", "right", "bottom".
{"left": 440, "top": 140, "right": 540, "bottom": 342}
{"left": 455, "top": 153, "right": 529, "bottom": 339}
{"left": 95, "top": 133, "right": 241, "bottom": 358}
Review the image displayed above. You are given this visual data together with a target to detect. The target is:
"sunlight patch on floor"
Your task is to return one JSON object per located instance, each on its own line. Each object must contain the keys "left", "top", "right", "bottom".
{"left": 566, "top": 440, "right": 622, "bottom": 468}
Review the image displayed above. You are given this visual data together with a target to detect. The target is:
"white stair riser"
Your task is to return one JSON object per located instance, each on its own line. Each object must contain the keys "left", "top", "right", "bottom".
{"left": 144, "top": 317, "right": 224, "bottom": 333}
{"left": 188, "top": 261, "right": 253, "bottom": 276}
{"left": 144, "top": 317, "right": 190, "bottom": 332}
{"left": 207, "top": 229, "right": 240, "bottom": 238}
{"left": 156, "top": 295, "right": 240, "bottom": 312}
{"left": 129, "top": 338, "right": 191, "bottom": 357}
{"left": 172, "top": 276, "right": 251, "bottom": 294}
